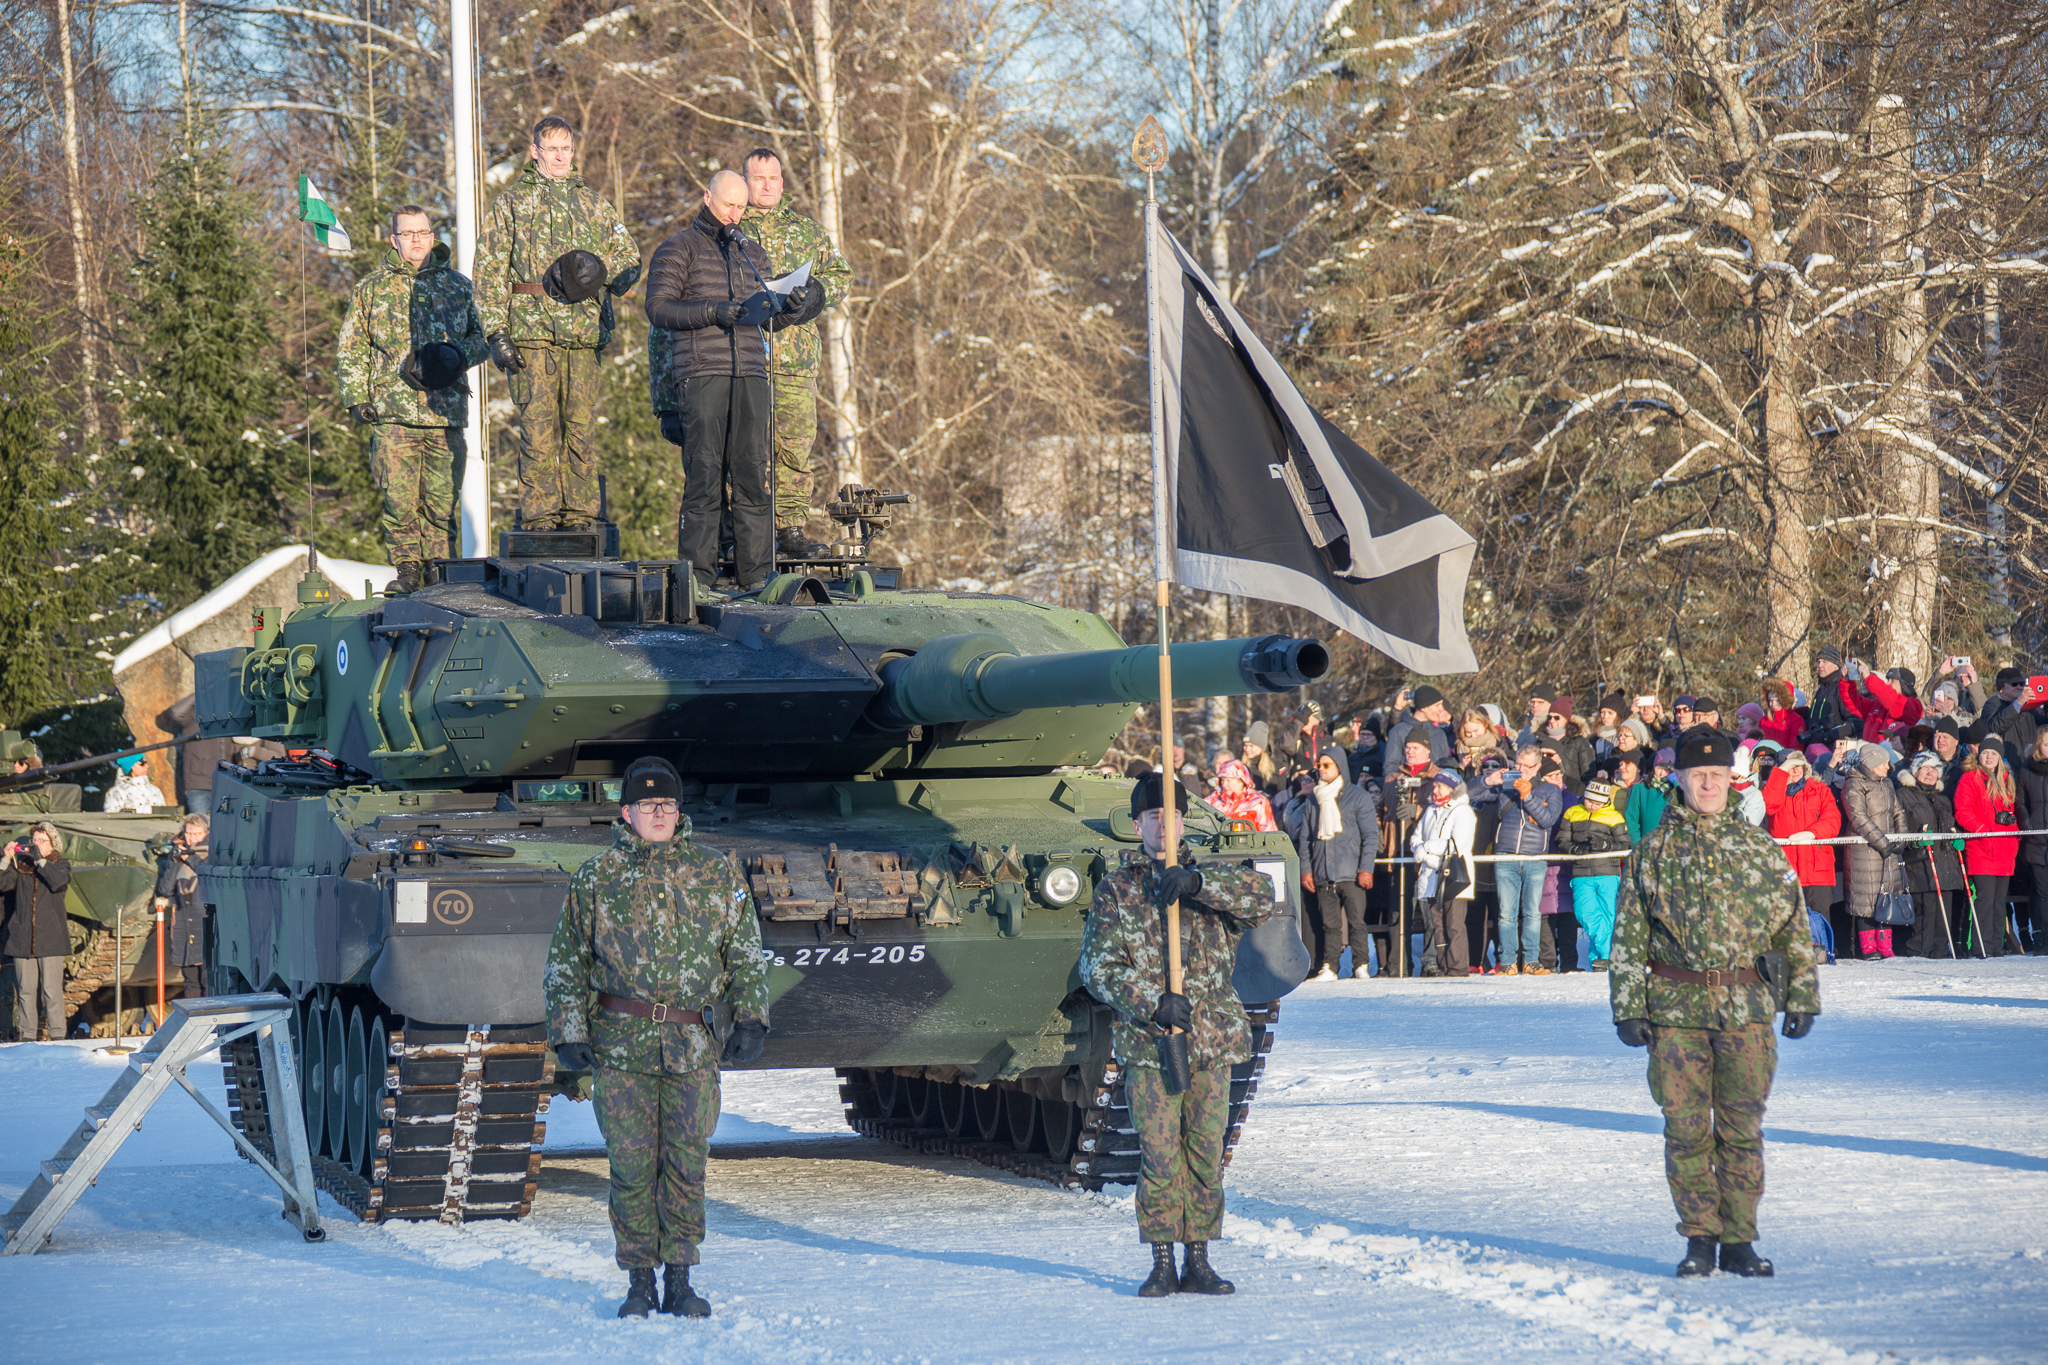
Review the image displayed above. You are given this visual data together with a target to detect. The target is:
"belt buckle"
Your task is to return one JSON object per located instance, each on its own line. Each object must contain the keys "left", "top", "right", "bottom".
{"left": 650, "top": 1002, "right": 669, "bottom": 1024}
{"left": 1704, "top": 968, "right": 1724, "bottom": 988}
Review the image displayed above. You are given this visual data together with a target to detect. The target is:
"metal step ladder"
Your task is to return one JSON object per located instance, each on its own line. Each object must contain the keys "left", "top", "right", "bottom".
{"left": 3, "top": 993, "right": 324, "bottom": 1254}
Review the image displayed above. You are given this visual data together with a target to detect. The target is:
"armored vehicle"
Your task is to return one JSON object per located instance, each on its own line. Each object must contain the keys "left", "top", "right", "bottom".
{"left": 189, "top": 505, "right": 1324, "bottom": 1223}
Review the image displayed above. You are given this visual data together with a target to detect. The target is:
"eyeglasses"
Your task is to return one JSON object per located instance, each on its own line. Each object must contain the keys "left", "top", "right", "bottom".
{"left": 392, "top": 229, "right": 435, "bottom": 241}
{"left": 632, "top": 800, "right": 680, "bottom": 816}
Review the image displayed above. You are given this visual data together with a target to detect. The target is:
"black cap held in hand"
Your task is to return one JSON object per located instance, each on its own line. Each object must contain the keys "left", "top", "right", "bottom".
{"left": 622, "top": 756, "right": 685, "bottom": 805}
{"left": 1675, "top": 729, "right": 1734, "bottom": 770}
{"left": 1129, "top": 771, "right": 1191, "bottom": 818}
{"left": 543, "top": 248, "right": 608, "bottom": 304}
{"left": 415, "top": 341, "right": 467, "bottom": 391}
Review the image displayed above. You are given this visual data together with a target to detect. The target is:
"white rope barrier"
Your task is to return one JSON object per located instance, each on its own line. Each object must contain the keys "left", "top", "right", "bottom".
{"left": 1364, "top": 827, "right": 2032, "bottom": 867}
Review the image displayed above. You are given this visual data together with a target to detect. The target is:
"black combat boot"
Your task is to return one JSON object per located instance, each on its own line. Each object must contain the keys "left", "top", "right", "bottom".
{"left": 617, "top": 1267, "right": 659, "bottom": 1318}
{"left": 1178, "top": 1241, "right": 1235, "bottom": 1295}
{"left": 776, "top": 525, "right": 826, "bottom": 560}
{"left": 1675, "top": 1236, "right": 1717, "bottom": 1278}
{"left": 1138, "top": 1242, "right": 1179, "bottom": 1298}
{"left": 393, "top": 560, "right": 422, "bottom": 593}
{"left": 662, "top": 1263, "right": 711, "bottom": 1317}
{"left": 1719, "top": 1241, "right": 1775, "bottom": 1277}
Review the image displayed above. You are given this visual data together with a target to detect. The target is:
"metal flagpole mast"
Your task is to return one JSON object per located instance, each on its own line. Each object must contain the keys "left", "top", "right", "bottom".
{"left": 1132, "top": 116, "right": 1188, "bottom": 1092}
{"left": 451, "top": 0, "right": 488, "bottom": 557}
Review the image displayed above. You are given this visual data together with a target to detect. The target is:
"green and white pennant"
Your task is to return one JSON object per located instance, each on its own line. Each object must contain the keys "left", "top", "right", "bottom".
{"left": 295, "top": 175, "right": 352, "bottom": 254}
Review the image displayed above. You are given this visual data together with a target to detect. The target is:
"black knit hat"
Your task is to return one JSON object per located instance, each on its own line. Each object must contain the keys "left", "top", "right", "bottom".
{"left": 1412, "top": 684, "right": 1446, "bottom": 710}
{"left": 1886, "top": 666, "right": 1918, "bottom": 696}
{"left": 1817, "top": 645, "right": 1844, "bottom": 668}
{"left": 622, "top": 756, "right": 685, "bottom": 804}
{"left": 1599, "top": 690, "right": 1627, "bottom": 717}
{"left": 1934, "top": 716, "right": 1962, "bottom": 739}
{"left": 1692, "top": 696, "right": 1721, "bottom": 715}
{"left": 1130, "top": 771, "right": 1191, "bottom": 817}
{"left": 1675, "top": 729, "right": 1735, "bottom": 770}
{"left": 1530, "top": 682, "right": 1557, "bottom": 703}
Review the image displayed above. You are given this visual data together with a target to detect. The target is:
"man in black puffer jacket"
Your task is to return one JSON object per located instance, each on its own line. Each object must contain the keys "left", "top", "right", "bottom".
{"left": 645, "top": 170, "right": 804, "bottom": 593}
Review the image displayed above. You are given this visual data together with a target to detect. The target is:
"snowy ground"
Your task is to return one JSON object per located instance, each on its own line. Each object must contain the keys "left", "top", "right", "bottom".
{"left": 4, "top": 957, "right": 2045, "bottom": 1365}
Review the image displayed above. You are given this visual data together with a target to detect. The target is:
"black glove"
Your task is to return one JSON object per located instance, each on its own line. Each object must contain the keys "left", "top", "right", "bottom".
{"left": 1615, "top": 1018, "right": 1653, "bottom": 1048}
{"left": 402, "top": 341, "right": 467, "bottom": 391}
{"left": 542, "top": 248, "right": 608, "bottom": 304}
{"left": 710, "top": 300, "right": 745, "bottom": 328}
{"left": 555, "top": 1041, "right": 594, "bottom": 1072}
{"left": 1782, "top": 1012, "right": 1815, "bottom": 1040}
{"left": 1995, "top": 810, "right": 2017, "bottom": 826}
{"left": 769, "top": 278, "right": 827, "bottom": 330}
{"left": 721, "top": 1018, "right": 768, "bottom": 1065}
{"left": 659, "top": 413, "right": 685, "bottom": 447}
{"left": 1152, "top": 992, "right": 1192, "bottom": 1032}
{"left": 1868, "top": 835, "right": 1892, "bottom": 857}
{"left": 348, "top": 403, "right": 379, "bottom": 426}
{"left": 487, "top": 330, "right": 524, "bottom": 374}
{"left": 1157, "top": 865, "right": 1203, "bottom": 906}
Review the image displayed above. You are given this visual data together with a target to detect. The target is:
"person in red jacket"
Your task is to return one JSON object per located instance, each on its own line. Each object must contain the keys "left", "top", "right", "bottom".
{"left": 1757, "top": 678, "right": 1807, "bottom": 750}
{"left": 1208, "top": 757, "right": 1278, "bottom": 833}
{"left": 1760, "top": 749, "right": 1840, "bottom": 956}
{"left": 1839, "top": 661, "right": 1925, "bottom": 744}
{"left": 1953, "top": 745, "right": 2020, "bottom": 956}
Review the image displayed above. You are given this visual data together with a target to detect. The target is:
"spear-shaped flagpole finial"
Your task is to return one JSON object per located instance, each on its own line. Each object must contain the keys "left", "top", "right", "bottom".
{"left": 1131, "top": 115, "right": 1168, "bottom": 176}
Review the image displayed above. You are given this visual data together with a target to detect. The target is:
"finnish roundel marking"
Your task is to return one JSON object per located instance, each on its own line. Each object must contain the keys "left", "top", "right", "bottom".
{"left": 336, "top": 641, "right": 349, "bottom": 676}
{"left": 432, "top": 889, "right": 475, "bottom": 926}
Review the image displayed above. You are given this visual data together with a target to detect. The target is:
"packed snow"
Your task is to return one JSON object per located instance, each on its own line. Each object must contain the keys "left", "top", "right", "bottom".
{"left": 4, "top": 957, "right": 2045, "bottom": 1364}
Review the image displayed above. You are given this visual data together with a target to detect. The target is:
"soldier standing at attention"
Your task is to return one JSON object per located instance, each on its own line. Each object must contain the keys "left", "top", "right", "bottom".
{"left": 1080, "top": 773, "right": 1281, "bottom": 1298}
{"left": 475, "top": 116, "right": 642, "bottom": 531}
{"left": 543, "top": 757, "right": 770, "bottom": 1319}
{"left": 737, "top": 147, "right": 847, "bottom": 559}
{"left": 337, "top": 205, "right": 489, "bottom": 591}
{"left": 1611, "top": 729, "right": 1821, "bottom": 1279}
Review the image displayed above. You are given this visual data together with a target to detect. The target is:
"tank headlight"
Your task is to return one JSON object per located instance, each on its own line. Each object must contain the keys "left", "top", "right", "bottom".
{"left": 1040, "top": 864, "right": 1083, "bottom": 906}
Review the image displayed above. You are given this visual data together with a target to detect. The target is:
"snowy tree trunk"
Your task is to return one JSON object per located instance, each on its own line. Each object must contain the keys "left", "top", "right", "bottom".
{"left": 810, "top": 0, "right": 861, "bottom": 487}
{"left": 1981, "top": 276, "right": 2013, "bottom": 649}
{"left": 53, "top": 0, "right": 101, "bottom": 450}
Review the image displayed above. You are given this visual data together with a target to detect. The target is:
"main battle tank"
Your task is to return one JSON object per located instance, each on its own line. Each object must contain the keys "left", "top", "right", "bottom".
{"left": 188, "top": 505, "right": 1325, "bottom": 1223}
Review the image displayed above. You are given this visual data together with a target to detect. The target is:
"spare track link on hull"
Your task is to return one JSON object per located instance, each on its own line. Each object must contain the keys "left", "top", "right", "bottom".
{"left": 836, "top": 1003, "right": 1276, "bottom": 1190}
{"left": 223, "top": 1020, "right": 554, "bottom": 1224}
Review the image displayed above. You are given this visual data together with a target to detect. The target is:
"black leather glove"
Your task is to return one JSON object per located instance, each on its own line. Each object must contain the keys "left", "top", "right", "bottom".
{"left": 1782, "top": 1012, "right": 1816, "bottom": 1040}
{"left": 721, "top": 1018, "right": 768, "bottom": 1065}
{"left": 555, "top": 1041, "right": 595, "bottom": 1072}
{"left": 769, "top": 278, "right": 827, "bottom": 330}
{"left": 1152, "top": 992, "right": 1191, "bottom": 1032}
{"left": 348, "top": 403, "right": 378, "bottom": 425}
{"left": 1157, "top": 864, "right": 1203, "bottom": 906}
{"left": 403, "top": 341, "right": 467, "bottom": 391}
{"left": 542, "top": 248, "right": 607, "bottom": 304}
{"left": 710, "top": 300, "right": 745, "bottom": 328}
{"left": 487, "top": 330, "right": 524, "bottom": 374}
{"left": 1615, "top": 1018, "right": 1653, "bottom": 1048}
{"left": 1995, "top": 810, "right": 2017, "bottom": 826}
{"left": 659, "top": 413, "right": 685, "bottom": 447}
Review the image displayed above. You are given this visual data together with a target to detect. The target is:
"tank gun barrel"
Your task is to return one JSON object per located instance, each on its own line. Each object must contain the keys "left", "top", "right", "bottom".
{"left": 0, "top": 734, "right": 198, "bottom": 790}
{"left": 870, "top": 633, "right": 1328, "bottom": 731}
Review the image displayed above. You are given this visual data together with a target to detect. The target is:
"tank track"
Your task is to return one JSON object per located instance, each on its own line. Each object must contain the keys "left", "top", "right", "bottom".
{"left": 837, "top": 1003, "right": 1276, "bottom": 1190}
{"left": 222, "top": 1020, "right": 554, "bottom": 1224}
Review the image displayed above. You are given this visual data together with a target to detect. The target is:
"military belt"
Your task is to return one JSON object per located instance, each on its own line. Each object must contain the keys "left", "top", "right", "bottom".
{"left": 511, "top": 282, "right": 545, "bottom": 295}
{"left": 596, "top": 991, "right": 704, "bottom": 1025}
{"left": 1650, "top": 960, "right": 1761, "bottom": 988}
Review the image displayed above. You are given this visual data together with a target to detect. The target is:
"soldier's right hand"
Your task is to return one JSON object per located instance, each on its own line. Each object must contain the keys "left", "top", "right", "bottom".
{"left": 1152, "top": 992, "right": 1192, "bottom": 1032}
{"left": 1782, "top": 1012, "right": 1815, "bottom": 1039}
{"left": 1614, "top": 1018, "right": 1653, "bottom": 1048}
{"left": 555, "top": 1041, "right": 595, "bottom": 1072}
{"left": 711, "top": 300, "right": 745, "bottom": 329}
{"left": 487, "top": 330, "right": 525, "bottom": 374}
{"left": 348, "top": 403, "right": 379, "bottom": 426}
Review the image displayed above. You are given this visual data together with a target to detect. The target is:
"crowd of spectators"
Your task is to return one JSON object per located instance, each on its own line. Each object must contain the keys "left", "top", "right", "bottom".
{"left": 1125, "top": 652, "right": 2048, "bottom": 979}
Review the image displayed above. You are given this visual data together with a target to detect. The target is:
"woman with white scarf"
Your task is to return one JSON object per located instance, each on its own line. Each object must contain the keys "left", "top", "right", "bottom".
{"left": 1293, "top": 751, "right": 1380, "bottom": 980}
{"left": 1412, "top": 769, "right": 1479, "bottom": 978}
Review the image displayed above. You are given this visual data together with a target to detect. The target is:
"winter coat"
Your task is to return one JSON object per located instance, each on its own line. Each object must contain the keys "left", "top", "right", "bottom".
{"left": 1760, "top": 766, "right": 1840, "bottom": 887}
{"left": 1758, "top": 707, "right": 1807, "bottom": 750}
{"left": 1840, "top": 673, "right": 1924, "bottom": 744}
{"left": 335, "top": 243, "right": 490, "bottom": 427}
{"left": 1294, "top": 780, "right": 1380, "bottom": 882}
{"left": 1382, "top": 716, "right": 1450, "bottom": 781}
{"left": 1804, "top": 674, "right": 1857, "bottom": 744}
{"left": 1560, "top": 800, "right": 1632, "bottom": 879}
{"left": 1206, "top": 759, "right": 1278, "bottom": 833}
{"left": 1492, "top": 776, "right": 1566, "bottom": 856}
{"left": 1623, "top": 781, "right": 1669, "bottom": 845}
{"left": 1895, "top": 784, "right": 1966, "bottom": 893}
{"left": 2019, "top": 755, "right": 2048, "bottom": 869}
{"left": 1969, "top": 695, "right": 2042, "bottom": 767}
{"left": 0, "top": 854, "right": 72, "bottom": 958}
{"left": 1953, "top": 769, "right": 2020, "bottom": 877}
{"left": 1839, "top": 767, "right": 1908, "bottom": 918}
{"left": 154, "top": 839, "right": 210, "bottom": 966}
{"left": 474, "top": 159, "right": 641, "bottom": 348}
{"left": 101, "top": 770, "right": 167, "bottom": 815}
{"left": 645, "top": 206, "right": 775, "bottom": 380}
{"left": 1411, "top": 789, "right": 1478, "bottom": 902}
{"left": 1539, "top": 730, "right": 1595, "bottom": 787}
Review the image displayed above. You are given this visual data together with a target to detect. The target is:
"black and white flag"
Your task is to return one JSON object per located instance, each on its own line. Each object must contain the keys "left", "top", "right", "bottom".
{"left": 1147, "top": 219, "right": 1478, "bottom": 674}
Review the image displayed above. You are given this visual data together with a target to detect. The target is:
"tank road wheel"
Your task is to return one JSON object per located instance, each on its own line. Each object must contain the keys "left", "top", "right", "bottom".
{"left": 971, "top": 1085, "right": 1007, "bottom": 1143}
{"left": 1004, "top": 1089, "right": 1041, "bottom": 1154}
{"left": 301, "top": 997, "right": 328, "bottom": 1158}
{"left": 937, "top": 1081, "right": 971, "bottom": 1138}
{"left": 871, "top": 1069, "right": 903, "bottom": 1119}
{"left": 904, "top": 1075, "right": 935, "bottom": 1127}
{"left": 364, "top": 1014, "right": 390, "bottom": 1178}
{"left": 343, "top": 1006, "right": 369, "bottom": 1173}
{"left": 324, "top": 998, "right": 347, "bottom": 1162}
{"left": 1039, "top": 1096, "right": 1081, "bottom": 1162}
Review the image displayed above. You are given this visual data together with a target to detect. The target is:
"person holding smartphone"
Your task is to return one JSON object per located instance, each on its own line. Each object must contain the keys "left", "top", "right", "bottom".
{"left": 0, "top": 823, "right": 72, "bottom": 1042}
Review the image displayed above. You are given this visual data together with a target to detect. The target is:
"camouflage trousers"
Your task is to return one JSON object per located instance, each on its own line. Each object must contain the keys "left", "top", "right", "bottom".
{"left": 593, "top": 1059, "right": 721, "bottom": 1269}
{"left": 1647, "top": 1023, "right": 1776, "bottom": 1243}
{"left": 369, "top": 424, "right": 462, "bottom": 568}
{"left": 508, "top": 342, "right": 601, "bottom": 529}
{"left": 1127, "top": 1062, "right": 1230, "bottom": 1244}
{"left": 770, "top": 368, "right": 817, "bottom": 529}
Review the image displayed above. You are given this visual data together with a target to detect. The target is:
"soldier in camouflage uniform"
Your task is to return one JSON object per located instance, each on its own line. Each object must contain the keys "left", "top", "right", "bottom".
{"left": 475, "top": 116, "right": 643, "bottom": 531}
{"left": 543, "top": 756, "right": 770, "bottom": 1319}
{"left": 1080, "top": 772, "right": 1280, "bottom": 1298}
{"left": 1611, "top": 729, "right": 1820, "bottom": 1279}
{"left": 337, "top": 205, "right": 490, "bottom": 590}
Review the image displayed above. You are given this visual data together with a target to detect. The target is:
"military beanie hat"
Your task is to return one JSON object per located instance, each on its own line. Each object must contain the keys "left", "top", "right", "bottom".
{"left": 622, "top": 756, "right": 685, "bottom": 804}
{"left": 544, "top": 249, "right": 608, "bottom": 304}
{"left": 412, "top": 342, "right": 467, "bottom": 391}
{"left": 1675, "top": 729, "right": 1734, "bottom": 770}
{"left": 1129, "top": 771, "right": 1191, "bottom": 818}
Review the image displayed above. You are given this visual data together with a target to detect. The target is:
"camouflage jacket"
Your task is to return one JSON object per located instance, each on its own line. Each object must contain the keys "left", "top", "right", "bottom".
{"left": 1079, "top": 855, "right": 1279, "bottom": 1070}
{"left": 336, "top": 244, "right": 489, "bottom": 428}
{"left": 1611, "top": 800, "right": 1821, "bottom": 1029}
{"left": 543, "top": 817, "right": 770, "bottom": 1075}
{"left": 739, "top": 202, "right": 851, "bottom": 375}
{"left": 474, "top": 160, "right": 642, "bottom": 349}
{"left": 648, "top": 324, "right": 678, "bottom": 416}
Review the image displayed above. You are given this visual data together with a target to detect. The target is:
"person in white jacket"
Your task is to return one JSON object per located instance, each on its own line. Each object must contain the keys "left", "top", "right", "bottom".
{"left": 102, "top": 753, "right": 168, "bottom": 814}
{"left": 1411, "top": 769, "right": 1479, "bottom": 977}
